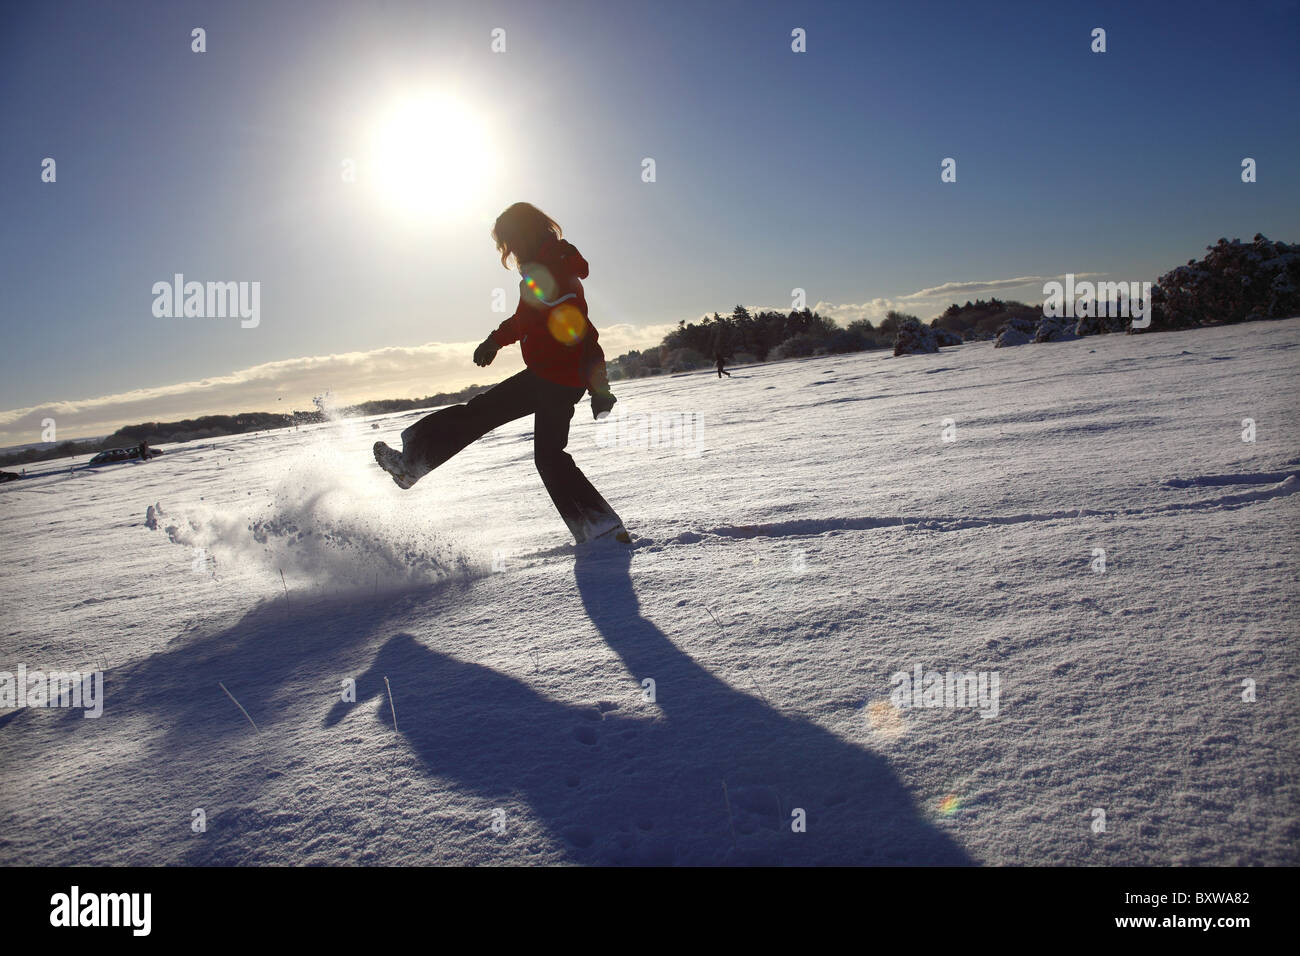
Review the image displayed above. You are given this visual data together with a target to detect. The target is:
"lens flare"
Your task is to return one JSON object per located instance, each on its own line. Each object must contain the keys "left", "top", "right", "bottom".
{"left": 547, "top": 303, "right": 588, "bottom": 344}
{"left": 864, "top": 699, "right": 908, "bottom": 740}
{"left": 937, "top": 794, "right": 962, "bottom": 816}
{"left": 520, "top": 265, "right": 562, "bottom": 303}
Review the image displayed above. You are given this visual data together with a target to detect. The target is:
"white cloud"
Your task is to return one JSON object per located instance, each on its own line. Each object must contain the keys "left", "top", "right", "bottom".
{"left": 809, "top": 298, "right": 918, "bottom": 324}
{"left": 898, "top": 276, "right": 1051, "bottom": 300}
{"left": 807, "top": 273, "right": 1107, "bottom": 326}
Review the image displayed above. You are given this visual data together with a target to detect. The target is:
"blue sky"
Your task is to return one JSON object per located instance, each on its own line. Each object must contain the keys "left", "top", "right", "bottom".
{"left": 2, "top": 0, "right": 1297, "bottom": 443}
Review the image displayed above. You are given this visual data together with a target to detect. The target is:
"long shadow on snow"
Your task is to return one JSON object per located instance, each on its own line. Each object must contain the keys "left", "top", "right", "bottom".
{"left": 330, "top": 547, "right": 972, "bottom": 865}
{"left": 31, "top": 582, "right": 466, "bottom": 764}
{"left": 2, "top": 584, "right": 462, "bottom": 864}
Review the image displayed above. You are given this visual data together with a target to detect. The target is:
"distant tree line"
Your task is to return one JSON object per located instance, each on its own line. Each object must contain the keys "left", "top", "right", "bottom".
{"left": 343, "top": 383, "right": 492, "bottom": 417}
{"left": 0, "top": 384, "right": 494, "bottom": 467}
{"left": 610, "top": 234, "right": 1298, "bottom": 375}
{"left": 932, "top": 299, "right": 1043, "bottom": 340}
{"left": 608, "top": 301, "right": 1049, "bottom": 377}
{"left": 0, "top": 412, "right": 299, "bottom": 467}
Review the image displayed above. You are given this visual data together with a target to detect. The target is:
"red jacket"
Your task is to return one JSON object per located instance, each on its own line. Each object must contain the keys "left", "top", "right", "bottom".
{"left": 490, "top": 236, "right": 610, "bottom": 393}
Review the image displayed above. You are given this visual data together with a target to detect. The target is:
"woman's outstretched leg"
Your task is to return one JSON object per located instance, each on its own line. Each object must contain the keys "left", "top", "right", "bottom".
{"left": 374, "top": 369, "right": 539, "bottom": 488}
{"left": 533, "top": 384, "right": 624, "bottom": 542}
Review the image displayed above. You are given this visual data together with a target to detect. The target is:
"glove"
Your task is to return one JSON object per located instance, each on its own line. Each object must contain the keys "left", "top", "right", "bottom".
{"left": 473, "top": 337, "right": 500, "bottom": 367}
{"left": 590, "top": 390, "right": 617, "bottom": 420}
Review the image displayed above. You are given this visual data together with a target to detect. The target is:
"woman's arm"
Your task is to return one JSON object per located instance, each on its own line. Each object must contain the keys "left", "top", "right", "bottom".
{"left": 490, "top": 306, "right": 525, "bottom": 348}
{"left": 583, "top": 332, "right": 616, "bottom": 418}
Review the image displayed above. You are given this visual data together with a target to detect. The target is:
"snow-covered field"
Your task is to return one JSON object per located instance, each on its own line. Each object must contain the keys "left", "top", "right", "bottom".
{"left": 2, "top": 318, "right": 1298, "bottom": 866}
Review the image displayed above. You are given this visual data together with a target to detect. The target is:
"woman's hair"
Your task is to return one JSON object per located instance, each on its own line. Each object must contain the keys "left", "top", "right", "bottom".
{"left": 492, "top": 202, "right": 562, "bottom": 269}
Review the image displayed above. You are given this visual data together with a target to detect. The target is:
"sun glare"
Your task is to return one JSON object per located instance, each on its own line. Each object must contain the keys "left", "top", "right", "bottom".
{"left": 369, "top": 92, "right": 497, "bottom": 221}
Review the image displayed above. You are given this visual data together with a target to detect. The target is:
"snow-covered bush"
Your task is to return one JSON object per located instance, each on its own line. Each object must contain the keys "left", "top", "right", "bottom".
{"left": 660, "top": 347, "right": 709, "bottom": 372}
{"left": 1074, "top": 311, "right": 1127, "bottom": 336}
{"left": 614, "top": 347, "right": 662, "bottom": 378}
{"left": 893, "top": 317, "right": 939, "bottom": 355}
{"left": 1033, "top": 314, "right": 1079, "bottom": 343}
{"left": 933, "top": 327, "right": 963, "bottom": 347}
{"left": 1150, "top": 234, "right": 1300, "bottom": 330}
{"left": 772, "top": 333, "right": 821, "bottom": 359}
{"left": 993, "top": 315, "right": 1036, "bottom": 347}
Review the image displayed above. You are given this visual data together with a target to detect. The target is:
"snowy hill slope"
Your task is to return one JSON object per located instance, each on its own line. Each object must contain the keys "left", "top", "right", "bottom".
{"left": 2, "top": 318, "right": 1297, "bottom": 865}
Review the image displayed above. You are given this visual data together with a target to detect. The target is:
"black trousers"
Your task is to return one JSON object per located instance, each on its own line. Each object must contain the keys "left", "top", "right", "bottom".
{"left": 400, "top": 369, "right": 621, "bottom": 542}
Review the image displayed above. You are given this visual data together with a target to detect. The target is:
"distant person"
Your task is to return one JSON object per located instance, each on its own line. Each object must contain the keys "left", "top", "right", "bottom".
{"left": 374, "top": 202, "right": 628, "bottom": 544}
{"left": 138, "top": 440, "right": 150, "bottom": 461}
{"left": 715, "top": 352, "right": 731, "bottom": 378}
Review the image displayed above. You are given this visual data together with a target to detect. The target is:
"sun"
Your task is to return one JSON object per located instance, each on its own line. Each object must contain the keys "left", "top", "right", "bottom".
{"left": 368, "top": 92, "right": 497, "bottom": 221}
